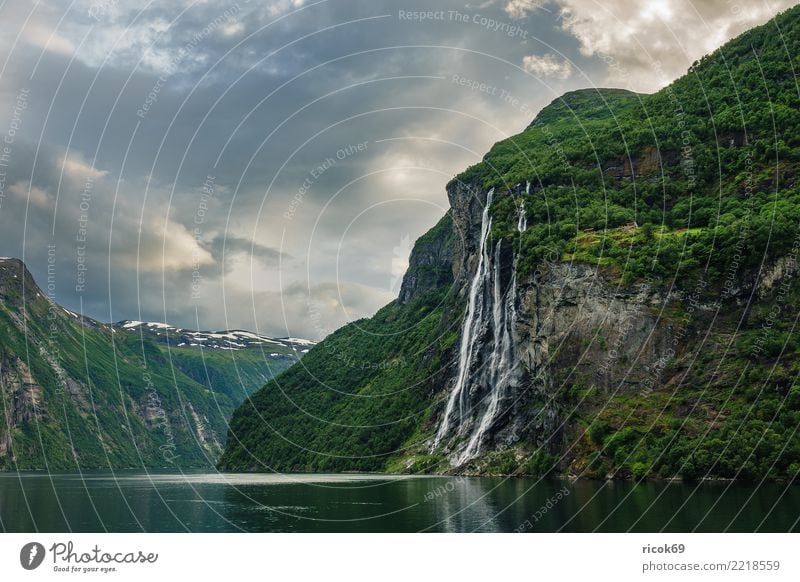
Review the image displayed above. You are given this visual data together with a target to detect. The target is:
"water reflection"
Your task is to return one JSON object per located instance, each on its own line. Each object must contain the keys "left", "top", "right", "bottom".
{"left": 0, "top": 472, "right": 797, "bottom": 532}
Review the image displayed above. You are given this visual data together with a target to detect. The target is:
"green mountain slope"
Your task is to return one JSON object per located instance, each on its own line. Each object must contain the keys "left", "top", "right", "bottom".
{"left": 0, "top": 258, "right": 306, "bottom": 470}
{"left": 110, "top": 321, "right": 307, "bottom": 405}
{"left": 219, "top": 283, "right": 456, "bottom": 472}
{"left": 220, "top": 6, "right": 800, "bottom": 480}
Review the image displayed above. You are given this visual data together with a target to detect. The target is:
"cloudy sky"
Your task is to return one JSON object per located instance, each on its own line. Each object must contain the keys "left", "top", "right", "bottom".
{"left": 0, "top": 0, "right": 793, "bottom": 339}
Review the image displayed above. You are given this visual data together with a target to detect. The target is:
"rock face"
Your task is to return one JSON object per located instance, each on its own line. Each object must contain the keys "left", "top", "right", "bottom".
{"left": 0, "top": 358, "right": 47, "bottom": 433}
{"left": 398, "top": 215, "right": 455, "bottom": 304}
{"left": 428, "top": 182, "right": 686, "bottom": 468}
{"left": 518, "top": 262, "right": 674, "bottom": 394}
{"left": 446, "top": 181, "right": 493, "bottom": 283}
{"left": 426, "top": 169, "right": 787, "bottom": 474}
{"left": 604, "top": 147, "right": 680, "bottom": 180}
{"left": 220, "top": 7, "right": 800, "bottom": 477}
{"left": 430, "top": 186, "right": 527, "bottom": 464}
{"left": 0, "top": 256, "right": 316, "bottom": 470}
{"left": 0, "top": 258, "right": 232, "bottom": 469}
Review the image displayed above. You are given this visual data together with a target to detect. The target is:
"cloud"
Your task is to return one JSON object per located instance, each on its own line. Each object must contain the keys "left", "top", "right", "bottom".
{"left": 207, "top": 234, "right": 289, "bottom": 272}
{"left": 61, "top": 155, "right": 108, "bottom": 181}
{"left": 254, "top": 280, "right": 394, "bottom": 340}
{"left": 118, "top": 211, "right": 215, "bottom": 273}
{"left": 504, "top": 0, "right": 548, "bottom": 19}
{"left": 552, "top": 0, "right": 798, "bottom": 91}
{"left": 24, "top": 25, "right": 75, "bottom": 57}
{"left": 10, "top": 181, "right": 51, "bottom": 208}
{"left": 0, "top": 0, "right": 792, "bottom": 340}
{"left": 522, "top": 53, "right": 573, "bottom": 79}
{"left": 36, "top": 0, "right": 311, "bottom": 76}
{"left": 221, "top": 20, "right": 245, "bottom": 38}
{"left": 1, "top": 143, "right": 215, "bottom": 280}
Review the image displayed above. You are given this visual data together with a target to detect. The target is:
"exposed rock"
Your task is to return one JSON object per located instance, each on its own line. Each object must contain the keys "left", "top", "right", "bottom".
{"left": 519, "top": 262, "right": 674, "bottom": 394}
{"left": 716, "top": 130, "right": 748, "bottom": 148}
{"left": 757, "top": 256, "right": 797, "bottom": 298}
{"left": 187, "top": 402, "right": 221, "bottom": 454}
{"left": 0, "top": 258, "right": 42, "bottom": 305}
{"left": 0, "top": 357, "right": 49, "bottom": 438}
{"left": 398, "top": 215, "right": 455, "bottom": 304}
{"left": 431, "top": 183, "right": 684, "bottom": 468}
{"left": 446, "top": 181, "right": 492, "bottom": 285}
{"left": 605, "top": 147, "right": 679, "bottom": 179}
{"left": 0, "top": 256, "right": 248, "bottom": 469}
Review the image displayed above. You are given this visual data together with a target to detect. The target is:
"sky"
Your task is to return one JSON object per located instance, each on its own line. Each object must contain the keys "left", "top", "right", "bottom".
{"left": 0, "top": 0, "right": 794, "bottom": 340}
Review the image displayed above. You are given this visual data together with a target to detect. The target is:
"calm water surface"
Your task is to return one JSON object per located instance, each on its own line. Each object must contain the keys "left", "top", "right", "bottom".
{"left": 0, "top": 472, "right": 797, "bottom": 532}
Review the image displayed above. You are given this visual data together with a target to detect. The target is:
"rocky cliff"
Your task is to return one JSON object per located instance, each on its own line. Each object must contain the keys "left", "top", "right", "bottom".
{"left": 423, "top": 179, "right": 709, "bottom": 474}
{"left": 398, "top": 215, "right": 455, "bottom": 304}
{"left": 0, "top": 258, "right": 305, "bottom": 470}
{"left": 220, "top": 6, "right": 800, "bottom": 480}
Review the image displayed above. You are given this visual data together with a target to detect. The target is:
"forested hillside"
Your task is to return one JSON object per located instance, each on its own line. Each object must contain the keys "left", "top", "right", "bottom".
{"left": 220, "top": 6, "right": 800, "bottom": 481}
{"left": 0, "top": 258, "right": 302, "bottom": 469}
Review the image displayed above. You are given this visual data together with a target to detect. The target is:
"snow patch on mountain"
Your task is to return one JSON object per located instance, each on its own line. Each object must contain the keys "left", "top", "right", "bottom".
{"left": 113, "top": 321, "right": 316, "bottom": 353}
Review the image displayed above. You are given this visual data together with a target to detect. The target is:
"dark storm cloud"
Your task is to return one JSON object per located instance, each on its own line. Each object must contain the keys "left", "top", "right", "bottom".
{"left": 0, "top": 0, "right": 790, "bottom": 338}
{"left": 207, "top": 233, "right": 288, "bottom": 271}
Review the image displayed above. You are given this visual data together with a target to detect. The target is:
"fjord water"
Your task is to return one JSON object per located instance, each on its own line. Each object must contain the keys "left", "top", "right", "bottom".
{"left": 0, "top": 473, "right": 798, "bottom": 532}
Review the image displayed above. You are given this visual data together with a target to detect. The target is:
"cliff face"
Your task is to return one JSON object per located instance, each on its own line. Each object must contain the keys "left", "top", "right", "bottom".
{"left": 0, "top": 258, "right": 231, "bottom": 469}
{"left": 0, "top": 357, "right": 46, "bottom": 457}
{"left": 220, "top": 6, "right": 800, "bottom": 479}
{"left": 427, "top": 179, "right": 675, "bottom": 466}
{"left": 0, "top": 255, "right": 314, "bottom": 470}
{"left": 420, "top": 7, "right": 800, "bottom": 478}
{"left": 398, "top": 215, "right": 455, "bottom": 304}
{"left": 426, "top": 173, "right": 795, "bottom": 478}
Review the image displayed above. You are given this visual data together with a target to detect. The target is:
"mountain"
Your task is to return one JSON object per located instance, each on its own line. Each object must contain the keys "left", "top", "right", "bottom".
{"left": 0, "top": 258, "right": 311, "bottom": 470}
{"left": 111, "top": 321, "right": 311, "bottom": 405}
{"left": 219, "top": 6, "right": 800, "bottom": 480}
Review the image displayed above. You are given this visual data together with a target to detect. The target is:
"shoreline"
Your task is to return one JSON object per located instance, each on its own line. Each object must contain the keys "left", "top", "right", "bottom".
{"left": 2, "top": 468, "right": 796, "bottom": 485}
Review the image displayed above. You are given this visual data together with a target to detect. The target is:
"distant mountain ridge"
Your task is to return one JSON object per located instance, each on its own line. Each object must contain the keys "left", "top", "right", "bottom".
{"left": 113, "top": 320, "right": 314, "bottom": 352}
{"left": 0, "top": 257, "right": 312, "bottom": 470}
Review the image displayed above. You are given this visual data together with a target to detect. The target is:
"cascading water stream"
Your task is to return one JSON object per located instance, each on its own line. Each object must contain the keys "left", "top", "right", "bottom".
{"left": 432, "top": 189, "right": 494, "bottom": 449}
{"left": 517, "top": 201, "right": 527, "bottom": 233}
{"left": 518, "top": 181, "right": 529, "bottom": 232}
{"left": 458, "top": 243, "right": 518, "bottom": 464}
{"left": 433, "top": 187, "right": 522, "bottom": 463}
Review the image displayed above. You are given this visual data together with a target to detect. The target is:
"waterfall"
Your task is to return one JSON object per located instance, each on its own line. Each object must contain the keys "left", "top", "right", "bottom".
{"left": 518, "top": 181, "right": 529, "bottom": 232}
{"left": 432, "top": 189, "right": 494, "bottom": 449}
{"left": 458, "top": 244, "right": 518, "bottom": 464}
{"left": 517, "top": 201, "right": 527, "bottom": 233}
{"left": 433, "top": 187, "right": 521, "bottom": 463}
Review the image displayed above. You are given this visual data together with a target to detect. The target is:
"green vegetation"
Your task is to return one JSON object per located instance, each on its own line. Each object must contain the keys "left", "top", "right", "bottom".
{"left": 219, "top": 287, "right": 456, "bottom": 471}
{"left": 0, "top": 302, "right": 235, "bottom": 469}
{"left": 221, "top": 6, "right": 800, "bottom": 480}
{"left": 164, "top": 346, "right": 291, "bottom": 406}
{"left": 458, "top": 6, "right": 800, "bottom": 286}
{"left": 0, "top": 260, "right": 267, "bottom": 470}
